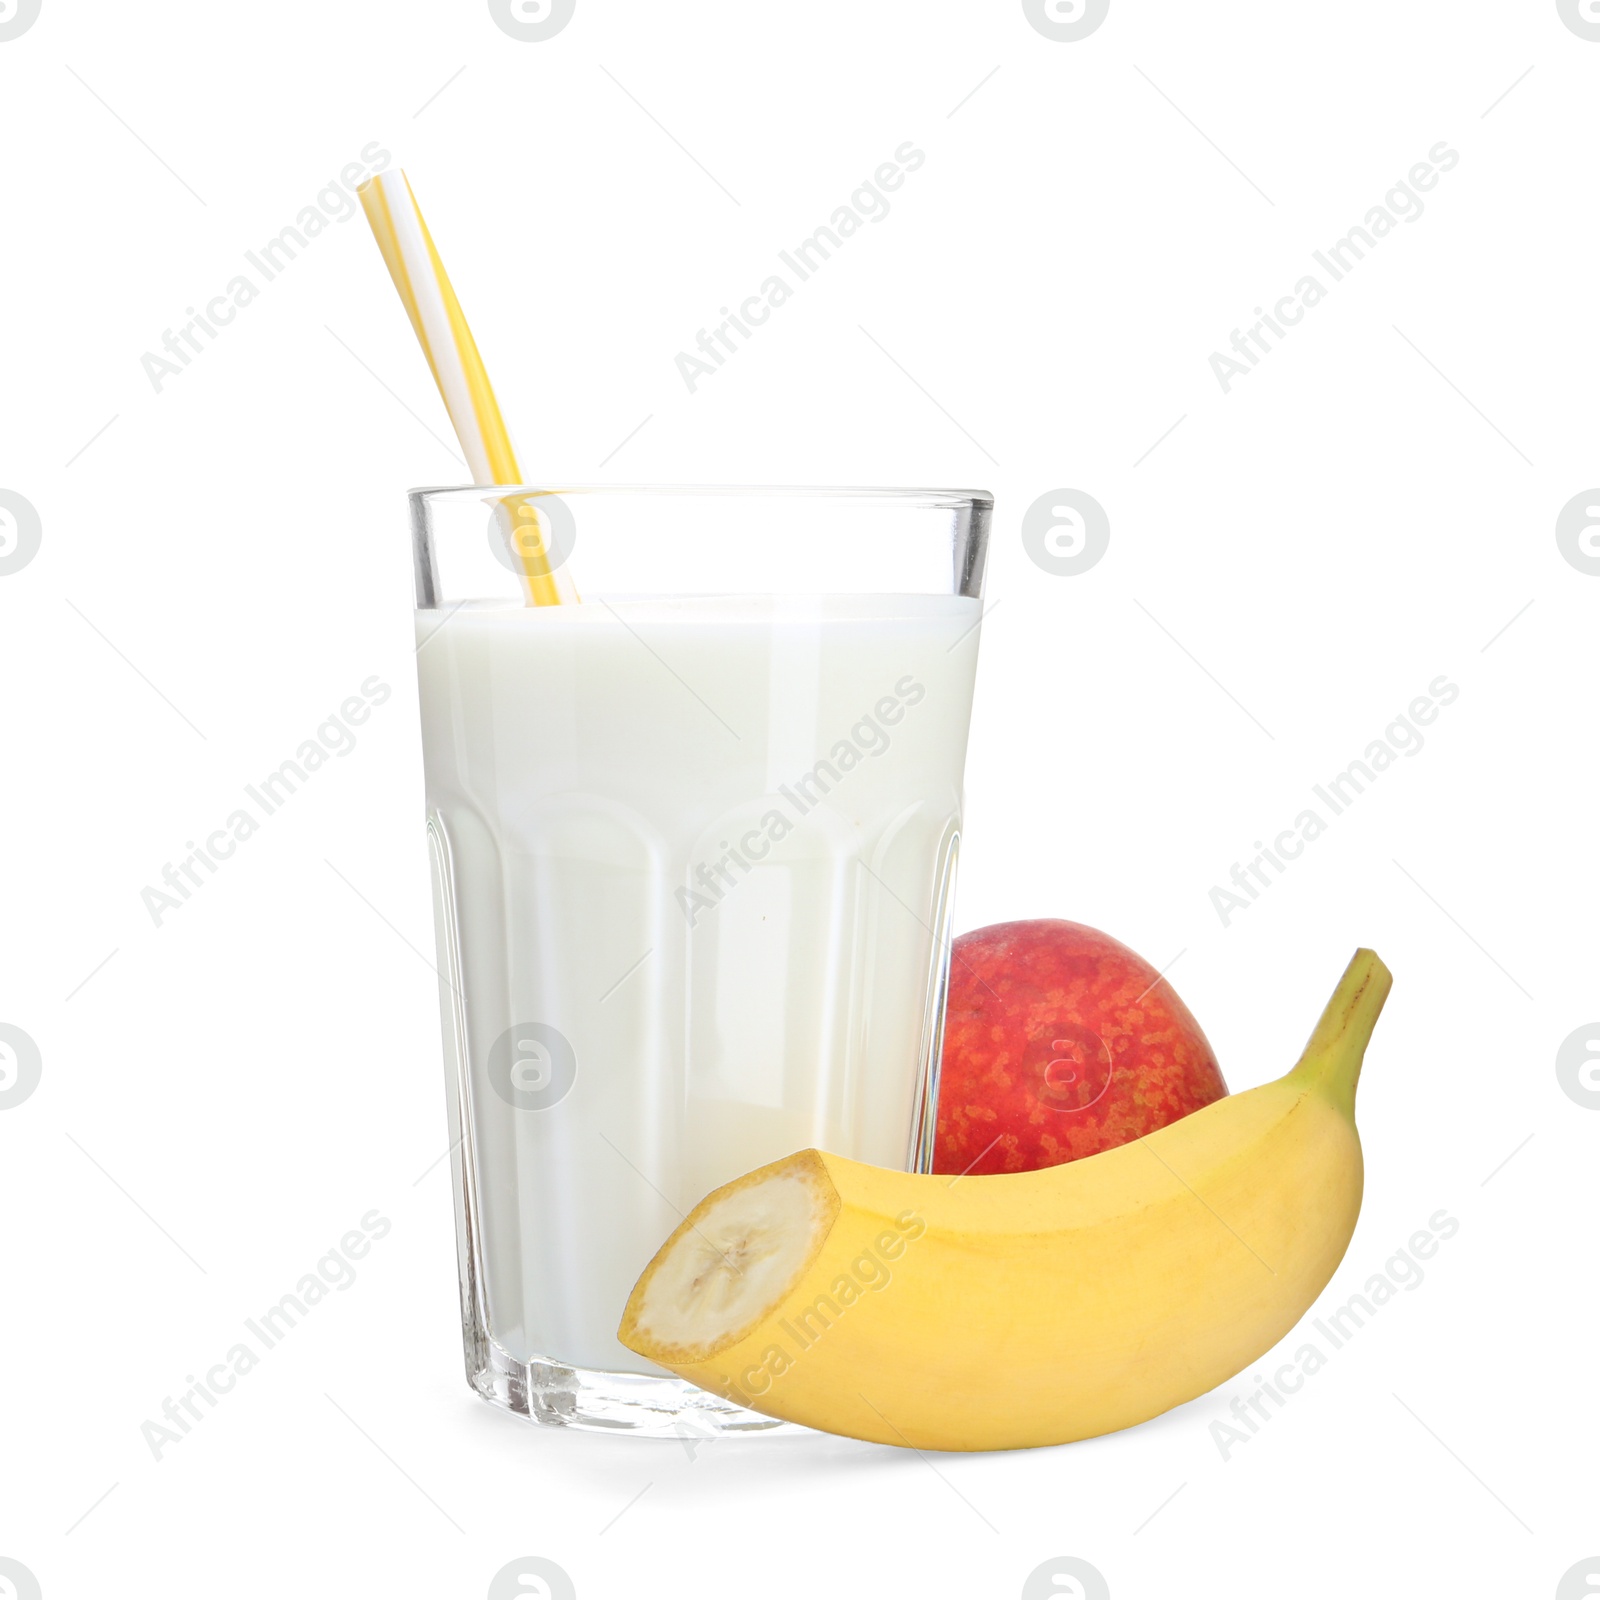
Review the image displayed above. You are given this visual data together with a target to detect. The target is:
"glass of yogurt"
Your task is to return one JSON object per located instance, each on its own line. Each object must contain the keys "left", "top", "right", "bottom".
{"left": 410, "top": 485, "right": 990, "bottom": 1433}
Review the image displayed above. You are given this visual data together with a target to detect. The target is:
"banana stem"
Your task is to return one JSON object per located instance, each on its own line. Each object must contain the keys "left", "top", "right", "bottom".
{"left": 1289, "top": 948, "right": 1393, "bottom": 1118}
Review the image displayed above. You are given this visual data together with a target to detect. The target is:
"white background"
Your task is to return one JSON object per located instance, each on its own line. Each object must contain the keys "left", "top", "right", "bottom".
{"left": 2, "top": 1, "right": 1596, "bottom": 1596}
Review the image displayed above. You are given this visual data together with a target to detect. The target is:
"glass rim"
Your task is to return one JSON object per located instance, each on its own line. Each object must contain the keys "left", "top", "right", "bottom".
{"left": 409, "top": 483, "right": 993, "bottom": 510}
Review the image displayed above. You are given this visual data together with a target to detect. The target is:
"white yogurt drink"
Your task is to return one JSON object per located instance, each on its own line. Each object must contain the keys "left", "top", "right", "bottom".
{"left": 409, "top": 482, "right": 991, "bottom": 1432}
{"left": 417, "top": 594, "right": 981, "bottom": 1392}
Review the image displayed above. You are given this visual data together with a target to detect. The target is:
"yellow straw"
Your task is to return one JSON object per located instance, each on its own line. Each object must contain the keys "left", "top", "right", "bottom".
{"left": 358, "top": 169, "right": 577, "bottom": 605}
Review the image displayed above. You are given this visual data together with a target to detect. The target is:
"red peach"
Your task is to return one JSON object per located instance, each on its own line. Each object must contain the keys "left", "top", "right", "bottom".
{"left": 933, "top": 919, "right": 1227, "bottom": 1176}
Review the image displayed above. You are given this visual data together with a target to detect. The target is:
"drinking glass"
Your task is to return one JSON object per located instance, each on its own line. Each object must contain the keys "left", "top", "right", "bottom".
{"left": 411, "top": 485, "right": 989, "bottom": 1433}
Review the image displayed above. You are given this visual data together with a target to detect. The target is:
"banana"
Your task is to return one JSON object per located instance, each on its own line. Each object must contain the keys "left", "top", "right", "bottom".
{"left": 619, "top": 949, "right": 1391, "bottom": 1451}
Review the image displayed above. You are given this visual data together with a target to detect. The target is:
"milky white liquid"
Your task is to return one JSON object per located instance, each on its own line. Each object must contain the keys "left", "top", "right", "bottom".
{"left": 416, "top": 594, "right": 980, "bottom": 1374}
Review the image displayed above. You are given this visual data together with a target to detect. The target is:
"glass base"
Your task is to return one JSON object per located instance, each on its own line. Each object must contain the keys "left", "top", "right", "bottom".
{"left": 469, "top": 1338, "right": 799, "bottom": 1436}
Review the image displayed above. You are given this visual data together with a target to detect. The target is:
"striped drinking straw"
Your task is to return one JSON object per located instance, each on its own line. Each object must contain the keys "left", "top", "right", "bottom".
{"left": 358, "top": 169, "right": 578, "bottom": 605}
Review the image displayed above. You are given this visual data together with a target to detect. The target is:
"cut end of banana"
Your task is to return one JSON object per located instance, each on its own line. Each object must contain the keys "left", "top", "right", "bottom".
{"left": 619, "top": 1151, "right": 839, "bottom": 1366}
